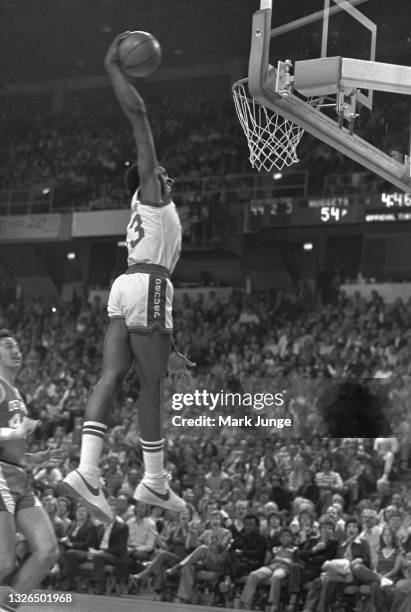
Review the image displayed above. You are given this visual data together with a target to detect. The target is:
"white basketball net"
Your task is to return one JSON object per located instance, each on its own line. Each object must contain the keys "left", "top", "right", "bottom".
{"left": 233, "top": 79, "right": 304, "bottom": 173}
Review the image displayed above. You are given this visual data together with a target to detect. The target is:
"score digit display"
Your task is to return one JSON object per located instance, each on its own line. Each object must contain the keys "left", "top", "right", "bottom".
{"left": 381, "top": 192, "right": 411, "bottom": 207}
{"left": 320, "top": 206, "right": 349, "bottom": 222}
{"left": 247, "top": 197, "right": 361, "bottom": 229}
{"left": 248, "top": 198, "right": 294, "bottom": 228}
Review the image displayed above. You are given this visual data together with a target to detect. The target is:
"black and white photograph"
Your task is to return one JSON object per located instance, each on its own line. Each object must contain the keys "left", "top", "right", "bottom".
{"left": 0, "top": 1, "right": 411, "bottom": 611}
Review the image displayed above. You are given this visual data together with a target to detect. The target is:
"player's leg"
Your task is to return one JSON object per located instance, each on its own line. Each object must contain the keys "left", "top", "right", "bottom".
{"left": 130, "top": 330, "right": 185, "bottom": 511}
{"left": 63, "top": 317, "right": 133, "bottom": 522}
{"left": 0, "top": 476, "right": 18, "bottom": 610}
{"left": 79, "top": 317, "right": 132, "bottom": 474}
{"left": 9, "top": 505, "right": 58, "bottom": 597}
{"left": 0, "top": 515, "right": 17, "bottom": 611}
{"left": 0, "top": 512, "right": 16, "bottom": 583}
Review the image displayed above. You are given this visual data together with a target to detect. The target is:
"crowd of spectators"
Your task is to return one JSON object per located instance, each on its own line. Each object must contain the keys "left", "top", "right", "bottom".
{"left": 0, "top": 87, "right": 249, "bottom": 207}
{"left": 1, "top": 83, "right": 409, "bottom": 216}
{"left": 1, "top": 284, "right": 411, "bottom": 609}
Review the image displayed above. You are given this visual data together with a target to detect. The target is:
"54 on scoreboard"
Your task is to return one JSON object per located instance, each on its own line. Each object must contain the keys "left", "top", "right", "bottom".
{"left": 246, "top": 196, "right": 363, "bottom": 229}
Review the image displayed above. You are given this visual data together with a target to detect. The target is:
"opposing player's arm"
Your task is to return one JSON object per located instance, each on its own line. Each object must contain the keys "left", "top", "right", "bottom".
{"left": 0, "top": 418, "right": 39, "bottom": 440}
{"left": 104, "top": 33, "right": 161, "bottom": 203}
{"left": 0, "top": 427, "right": 24, "bottom": 440}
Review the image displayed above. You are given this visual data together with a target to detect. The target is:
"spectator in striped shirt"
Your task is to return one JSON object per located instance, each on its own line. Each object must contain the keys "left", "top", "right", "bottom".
{"left": 315, "top": 457, "right": 344, "bottom": 512}
{"left": 240, "top": 527, "right": 298, "bottom": 611}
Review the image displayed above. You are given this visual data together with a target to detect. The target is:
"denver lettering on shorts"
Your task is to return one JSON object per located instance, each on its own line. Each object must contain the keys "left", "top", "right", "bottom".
{"left": 153, "top": 278, "right": 162, "bottom": 319}
{"left": 148, "top": 274, "right": 166, "bottom": 328}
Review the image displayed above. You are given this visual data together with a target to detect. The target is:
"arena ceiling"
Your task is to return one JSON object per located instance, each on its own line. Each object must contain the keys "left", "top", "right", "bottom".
{"left": 1, "top": 0, "right": 410, "bottom": 84}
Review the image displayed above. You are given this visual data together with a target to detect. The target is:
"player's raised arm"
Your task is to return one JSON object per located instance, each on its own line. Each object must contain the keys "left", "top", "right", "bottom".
{"left": 104, "top": 33, "right": 161, "bottom": 202}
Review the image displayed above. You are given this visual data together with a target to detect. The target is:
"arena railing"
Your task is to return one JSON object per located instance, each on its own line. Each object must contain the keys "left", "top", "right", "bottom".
{"left": 0, "top": 170, "right": 309, "bottom": 215}
{"left": 0, "top": 186, "right": 54, "bottom": 216}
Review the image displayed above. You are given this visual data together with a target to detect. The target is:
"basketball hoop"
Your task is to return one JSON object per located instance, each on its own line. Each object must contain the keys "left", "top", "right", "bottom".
{"left": 232, "top": 78, "right": 304, "bottom": 173}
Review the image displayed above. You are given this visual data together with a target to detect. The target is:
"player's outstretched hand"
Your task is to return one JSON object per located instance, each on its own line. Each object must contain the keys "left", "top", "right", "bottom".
{"left": 168, "top": 350, "right": 196, "bottom": 371}
{"left": 168, "top": 350, "right": 196, "bottom": 393}
{"left": 104, "top": 31, "right": 131, "bottom": 68}
{"left": 30, "top": 448, "right": 65, "bottom": 465}
{"left": 48, "top": 448, "right": 66, "bottom": 465}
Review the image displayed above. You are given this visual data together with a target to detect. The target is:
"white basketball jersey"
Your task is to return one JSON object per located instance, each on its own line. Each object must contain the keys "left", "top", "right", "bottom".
{"left": 126, "top": 191, "right": 182, "bottom": 273}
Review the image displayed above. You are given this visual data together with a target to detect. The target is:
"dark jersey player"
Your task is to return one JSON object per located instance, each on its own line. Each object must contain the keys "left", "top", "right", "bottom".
{"left": 63, "top": 33, "right": 193, "bottom": 523}
{"left": 0, "top": 329, "right": 63, "bottom": 610}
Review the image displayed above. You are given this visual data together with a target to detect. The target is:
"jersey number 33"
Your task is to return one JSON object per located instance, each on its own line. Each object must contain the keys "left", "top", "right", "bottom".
{"left": 128, "top": 213, "right": 145, "bottom": 249}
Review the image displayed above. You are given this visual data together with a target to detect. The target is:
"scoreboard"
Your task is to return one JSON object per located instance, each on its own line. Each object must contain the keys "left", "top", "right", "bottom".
{"left": 246, "top": 193, "right": 411, "bottom": 230}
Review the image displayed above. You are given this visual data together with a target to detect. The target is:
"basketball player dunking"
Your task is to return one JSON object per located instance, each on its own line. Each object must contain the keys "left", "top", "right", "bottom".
{"left": 0, "top": 329, "right": 62, "bottom": 611}
{"left": 63, "top": 33, "right": 191, "bottom": 522}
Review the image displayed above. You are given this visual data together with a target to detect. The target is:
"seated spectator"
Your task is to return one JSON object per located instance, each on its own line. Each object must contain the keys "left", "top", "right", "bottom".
{"left": 297, "top": 470, "right": 321, "bottom": 511}
{"left": 227, "top": 499, "right": 249, "bottom": 537}
{"left": 43, "top": 495, "right": 66, "bottom": 540}
{"left": 120, "top": 467, "right": 141, "bottom": 498}
{"left": 34, "top": 464, "right": 64, "bottom": 491}
{"left": 288, "top": 454, "right": 308, "bottom": 493}
{"left": 179, "top": 459, "right": 201, "bottom": 491}
{"left": 204, "top": 459, "right": 230, "bottom": 495}
{"left": 288, "top": 515, "right": 338, "bottom": 608}
{"left": 218, "top": 477, "right": 234, "bottom": 504}
{"left": 390, "top": 552, "right": 411, "bottom": 612}
{"left": 290, "top": 509, "right": 318, "bottom": 546}
{"left": 101, "top": 454, "right": 123, "bottom": 496}
{"left": 314, "top": 457, "right": 344, "bottom": 511}
{"left": 259, "top": 502, "right": 279, "bottom": 535}
{"left": 302, "top": 517, "right": 371, "bottom": 612}
{"left": 221, "top": 514, "right": 266, "bottom": 583}
{"left": 240, "top": 527, "right": 298, "bottom": 612}
{"left": 149, "top": 506, "right": 166, "bottom": 535}
{"left": 337, "top": 442, "right": 364, "bottom": 506}
{"left": 368, "top": 526, "right": 403, "bottom": 611}
{"left": 262, "top": 511, "right": 284, "bottom": 546}
{"left": 115, "top": 493, "right": 135, "bottom": 522}
{"left": 388, "top": 509, "right": 409, "bottom": 548}
{"left": 62, "top": 498, "right": 128, "bottom": 594}
{"left": 60, "top": 503, "right": 98, "bottom": 591}
{"left": 56, "top": 496, "right": 72, "bottom": 534}
{"left": 131, "top": 508, "right": 196, "bottom": 600}
{"left": 167, "top": 509, "right": 232, "bottom": 604}
{"left": 85, "top": 497, "right": 129, "bottom": 593}
{"left": 270, "top": 473, "right": 293, "bottom": 512}
{"left": 325, "top": 504, "right": 345, "bottom": 541}
{"left": 126, "top": 502, "right": 158, "bottom": 572}
{"left": 375, "top": 437, "right": 397, "bottom": 494}
{"left": 360, "top": 508, "right": 382, "bottom": 570}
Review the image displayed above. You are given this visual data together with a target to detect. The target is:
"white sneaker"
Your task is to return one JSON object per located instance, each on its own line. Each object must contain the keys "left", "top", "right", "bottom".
{"left": 134, "top": 475, "right": 186, "bottom": 512}
{"left": 62, "top": 469, "right": 113, "bottom": 523}
{"left": 380, "top": 577, "right": 393, "bottom": 588}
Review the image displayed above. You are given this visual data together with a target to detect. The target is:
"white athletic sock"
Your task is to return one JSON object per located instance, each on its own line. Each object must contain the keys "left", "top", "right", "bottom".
{"left": 78, "top": 421, "right": 107, "bottom": 482}
{"left": 141, "top": 439, "right": 165, "bottom": 487}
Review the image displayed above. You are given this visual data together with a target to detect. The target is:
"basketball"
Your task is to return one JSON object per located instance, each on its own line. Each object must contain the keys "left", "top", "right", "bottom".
{"left": 118, "top": 31, "right": 162, "bottom": 78}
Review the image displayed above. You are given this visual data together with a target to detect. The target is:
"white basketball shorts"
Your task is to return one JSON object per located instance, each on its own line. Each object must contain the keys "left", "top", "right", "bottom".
{"left": 108, "top": 263, "right": 173, "bottom": 334}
